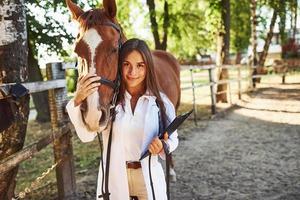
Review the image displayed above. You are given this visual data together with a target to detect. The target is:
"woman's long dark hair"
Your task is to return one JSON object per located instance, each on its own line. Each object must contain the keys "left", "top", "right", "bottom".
{"left": 117, "top": 38, "right": 168, "bottom": 127}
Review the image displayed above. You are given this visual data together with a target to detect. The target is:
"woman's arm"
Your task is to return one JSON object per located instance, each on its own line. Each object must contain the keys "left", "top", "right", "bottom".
{"left": 66, "top": 99, "right": 97, "bottom": 142}
{"left": 66, "top": 73, "right": 101, "bottom": 142}
{"left": 149, "top": 94, "right": 179, "bottom": 159}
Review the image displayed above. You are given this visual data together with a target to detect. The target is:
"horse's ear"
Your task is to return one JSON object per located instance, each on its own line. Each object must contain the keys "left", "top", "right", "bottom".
{"left": 103, "top": 0, "right": 117, "bottom": 18}
{"left": 66, "top": 0, "right": 84, "bottom": 20}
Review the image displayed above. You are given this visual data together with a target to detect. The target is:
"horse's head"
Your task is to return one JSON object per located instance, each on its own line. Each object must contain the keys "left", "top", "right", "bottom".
{"left": 66, "top": 0, "right": 124, "bottom": 132}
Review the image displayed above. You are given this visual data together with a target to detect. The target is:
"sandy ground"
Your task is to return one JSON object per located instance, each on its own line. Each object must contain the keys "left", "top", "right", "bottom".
{"left": 170, "top": 82, "right": 300, "bottom": 200}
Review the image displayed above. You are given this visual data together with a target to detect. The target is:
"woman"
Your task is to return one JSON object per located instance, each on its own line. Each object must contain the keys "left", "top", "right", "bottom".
{"left": 66, "top": 38, "right": 178, "bottom": 200}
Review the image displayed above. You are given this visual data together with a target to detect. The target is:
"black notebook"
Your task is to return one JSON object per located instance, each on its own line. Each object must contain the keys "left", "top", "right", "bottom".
{"left": 140, "top": 110, "right": 193, "bottom": 160}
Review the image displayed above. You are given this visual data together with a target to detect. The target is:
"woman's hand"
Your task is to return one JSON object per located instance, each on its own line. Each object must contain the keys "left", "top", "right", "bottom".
{"left": 148, "top": 132, "right": 169, "bottom": 155}
{"left": 74, "top": 73, "right": 101, "bottom": 106}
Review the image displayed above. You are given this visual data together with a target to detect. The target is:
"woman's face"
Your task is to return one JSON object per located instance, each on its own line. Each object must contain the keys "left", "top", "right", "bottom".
{"left": 122, "top": 50, "right": 147, "bottom": 93}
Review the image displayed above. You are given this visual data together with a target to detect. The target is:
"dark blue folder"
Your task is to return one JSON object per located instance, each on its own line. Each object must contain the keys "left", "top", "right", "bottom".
{"left": 139, "top": 110, "right": 193, "bottom": 160}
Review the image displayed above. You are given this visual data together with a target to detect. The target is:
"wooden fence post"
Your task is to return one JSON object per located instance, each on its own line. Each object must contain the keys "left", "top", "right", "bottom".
{"left": 249, "top": 65, "right": 254, "bottom": 91}
{"left": 238, "top": 65, "right": 241, "bottom": 99}
{"left": 208, "top": 67, "right": 216, "bottom": 115}
{"left": 190, "top": 68, "right": 197, "bottom": 125}
{"left": 282, "top": 73, "right": 286, "bottom": 84}
{"left": 46, "top": 62, "right": 76, "bottom": 199}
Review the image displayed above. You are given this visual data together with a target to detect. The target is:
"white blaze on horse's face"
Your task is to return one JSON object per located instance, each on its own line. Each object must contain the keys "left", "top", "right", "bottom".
{"left": 79, "top": 28, "right": 104, "bottom": 132}
{"left": 82, "top": 28, "right": 102, "bottom": 74}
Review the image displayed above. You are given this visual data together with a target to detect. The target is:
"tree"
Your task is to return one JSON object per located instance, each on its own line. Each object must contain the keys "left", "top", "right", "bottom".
{"left": 258, "top": 7, "right": 278, "bottom": 68}
{"left": 231, "top": 0, "right": 251, "bottom": 64}
{"left": 290, "top": 0, "right": 298, "bottom": 39}
{"left": 0, "top": 0, "right": 29, "bottom": 198}
{"left": 146, "top": 0, "right": 169, "bottom": 50}
{"left": 168, "top": 0, "right": 208, "bottom": 61}
{"left": 209, "top": 0, "right": 230, "bottom": 103}
{"left": 278, "top": 0, "right": 287, "bottom": 48}
{"left": 142, "top": 0, "right": 206, "bottom": 60}
{"left": 25, "top": 0, "right": 74, "bottom": 122}
{"left": 251, "top": 0, "right": 280, "bottom": 85}
{"left": 250, "top": 0, "right": 259, "bottom": 87}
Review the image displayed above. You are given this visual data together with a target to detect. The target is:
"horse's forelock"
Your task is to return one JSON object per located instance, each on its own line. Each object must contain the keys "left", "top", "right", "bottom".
{"left": 78, "top": 9, "right": 111, "bottom": 32}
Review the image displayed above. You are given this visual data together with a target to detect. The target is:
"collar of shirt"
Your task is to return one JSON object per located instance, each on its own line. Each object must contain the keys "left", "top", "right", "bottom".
{"left": 124, "top": 90, "right": 157, "bottom": 102}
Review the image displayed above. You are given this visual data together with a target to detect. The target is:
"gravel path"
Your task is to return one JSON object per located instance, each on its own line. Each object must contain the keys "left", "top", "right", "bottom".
{"left": 170, "top": 82, "right": 300, "bottom": 200}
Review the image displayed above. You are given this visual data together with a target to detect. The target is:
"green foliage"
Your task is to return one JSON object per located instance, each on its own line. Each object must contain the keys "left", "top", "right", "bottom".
{"left": 116, "top": 0, "right": 142, "bottom": 39}
{"left": 167, "top": 0, "right": 211, "bottom": 60}
{"left": 114, "top": 0, "right": 210, "bottom": 60}
{"left": 66, "top": 69, "right": 78, "bottom": 93}
{"left": 26, "top": 0, "right": 216, "bottom": 62}
{"left": 230, "top": 0, "right": 251, "bottom": 53}
{"left": 26, "top": 1, "right": 74, "bottom": 59}
{"left": 278, "top": 0, "right": 287, "bottom": 45}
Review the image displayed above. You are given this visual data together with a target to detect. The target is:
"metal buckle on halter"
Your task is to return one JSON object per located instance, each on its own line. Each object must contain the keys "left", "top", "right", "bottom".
{"left": 110, "top": 95, "right": 117, "bottom": 109}
{"left": 110, "top": 80, "right": 120, "bottom": 109}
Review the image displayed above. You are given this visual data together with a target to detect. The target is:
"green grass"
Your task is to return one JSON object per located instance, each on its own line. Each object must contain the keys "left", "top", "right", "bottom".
{"left": 15, "top": 121, "right": 102, "bottom": 199}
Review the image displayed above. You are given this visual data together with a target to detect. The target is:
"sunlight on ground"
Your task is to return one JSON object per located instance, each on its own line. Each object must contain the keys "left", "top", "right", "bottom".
{"left": 233, "top": 75, "right": 300, "bottom": 125}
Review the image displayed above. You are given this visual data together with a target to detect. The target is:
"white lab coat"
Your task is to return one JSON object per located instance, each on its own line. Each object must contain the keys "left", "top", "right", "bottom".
{"left": 66, "top": 92, "right": 178, "bottom": 200}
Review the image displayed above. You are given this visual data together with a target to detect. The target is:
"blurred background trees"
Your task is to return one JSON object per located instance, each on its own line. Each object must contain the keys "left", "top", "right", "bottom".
{"left": 25, "top": 0, "right": 299, "bottom": 116}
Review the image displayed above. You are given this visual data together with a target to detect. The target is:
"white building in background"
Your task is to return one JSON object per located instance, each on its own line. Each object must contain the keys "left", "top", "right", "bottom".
{"left": 244, "top": 28, "right": 300, "bottom": 65}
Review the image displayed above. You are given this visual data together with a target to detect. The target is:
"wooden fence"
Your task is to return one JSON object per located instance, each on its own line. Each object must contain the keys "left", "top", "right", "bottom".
{"left": 180, "top": 64, "right": 296, "bottom": 125}
{"left": 0, "top": 62, "right": 76, "bottom": 199}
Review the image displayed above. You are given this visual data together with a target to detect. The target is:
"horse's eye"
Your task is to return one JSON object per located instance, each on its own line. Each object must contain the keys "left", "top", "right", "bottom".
{"left": 76, "top": 34, "right": 80, "bottom": 39}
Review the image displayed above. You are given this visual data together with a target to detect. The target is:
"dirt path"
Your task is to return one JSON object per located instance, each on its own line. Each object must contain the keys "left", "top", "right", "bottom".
{"left": 170, "top": 82, "right": 300, "bottom": 200}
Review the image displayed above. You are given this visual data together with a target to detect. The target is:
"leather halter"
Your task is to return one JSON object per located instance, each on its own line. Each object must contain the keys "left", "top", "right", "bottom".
{"left": 76, "top": 20, "right": 123, "bottom": 110}
{"left": 96, "top": 21, "right": 123, "bottom": 110}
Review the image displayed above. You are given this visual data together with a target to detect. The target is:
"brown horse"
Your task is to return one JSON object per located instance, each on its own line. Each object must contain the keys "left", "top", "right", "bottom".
{"left": 66, "top": 0, "right": 180, "bottom": 132}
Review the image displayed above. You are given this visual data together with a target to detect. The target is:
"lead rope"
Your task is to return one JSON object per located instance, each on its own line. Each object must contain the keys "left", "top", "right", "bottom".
{"left": 97, "top": 132, "right": 105, "bottom": 197}
{"left": 97, "top": 118, "right": 114, "bottom": 200}
{"left": 166, "top": 150, "right": 171, "bottom": 200}
{"left": 148, "top": 100, "right": 170, "bottom": 200}
{"left": 148, "top": 154, "right": 156, "bottom": 200}
{"left": 154, "top": 100, "right": 170, "bottom": 200}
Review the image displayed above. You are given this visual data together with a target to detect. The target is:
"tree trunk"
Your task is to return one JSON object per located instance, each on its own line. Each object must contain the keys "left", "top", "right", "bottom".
{"left": 161, "top": 0, "right": 169, "bottom": 50}
{"left": 147, "top": 0, "right": 161, "bottom": 49}
{"left": 250, "top": 0, "right": 258, "bottom": 87}
{"left": 293, "top": 0, "right": 298, "bottom": 39}
{"left": 258, "top": 9, "right": 278, "bottom": 67}
{"left": 235, "top": 51, "right": 242, "bottom": 64}
{"left": 28, "top": 41, "right": 50, "bottom": 122}
{"left": 254, "top": 9, "right": 278, "bottom": 85}
{"left": 0, "top": 0, "right": 29, "bottom": 199}
{"left": 146, "top": 0, "right": 169, "bottom": 50}
{"left": 279, "top": 0, "right": 287, "bottom": 51}
{"left": 216, "top": 0, "right": 230, "bottom": 103}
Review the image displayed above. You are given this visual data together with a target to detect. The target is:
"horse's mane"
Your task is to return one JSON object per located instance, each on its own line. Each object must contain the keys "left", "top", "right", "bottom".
{"left": 78, "top": 9, "right": 111, "bottom": 31}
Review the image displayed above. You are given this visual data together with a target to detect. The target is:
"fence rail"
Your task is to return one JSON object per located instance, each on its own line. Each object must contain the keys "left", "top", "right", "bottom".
{"left": 180, "top": 64, "right": 297, "bottom": 119}
{"left": 0, "top": 124, "right": 69, "bottom": 174}
{"left": 0, "top": 79, "right": 66, "bottom": 100}
{"left": 0, "top": 62, "right": 76, "bottom": 199}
